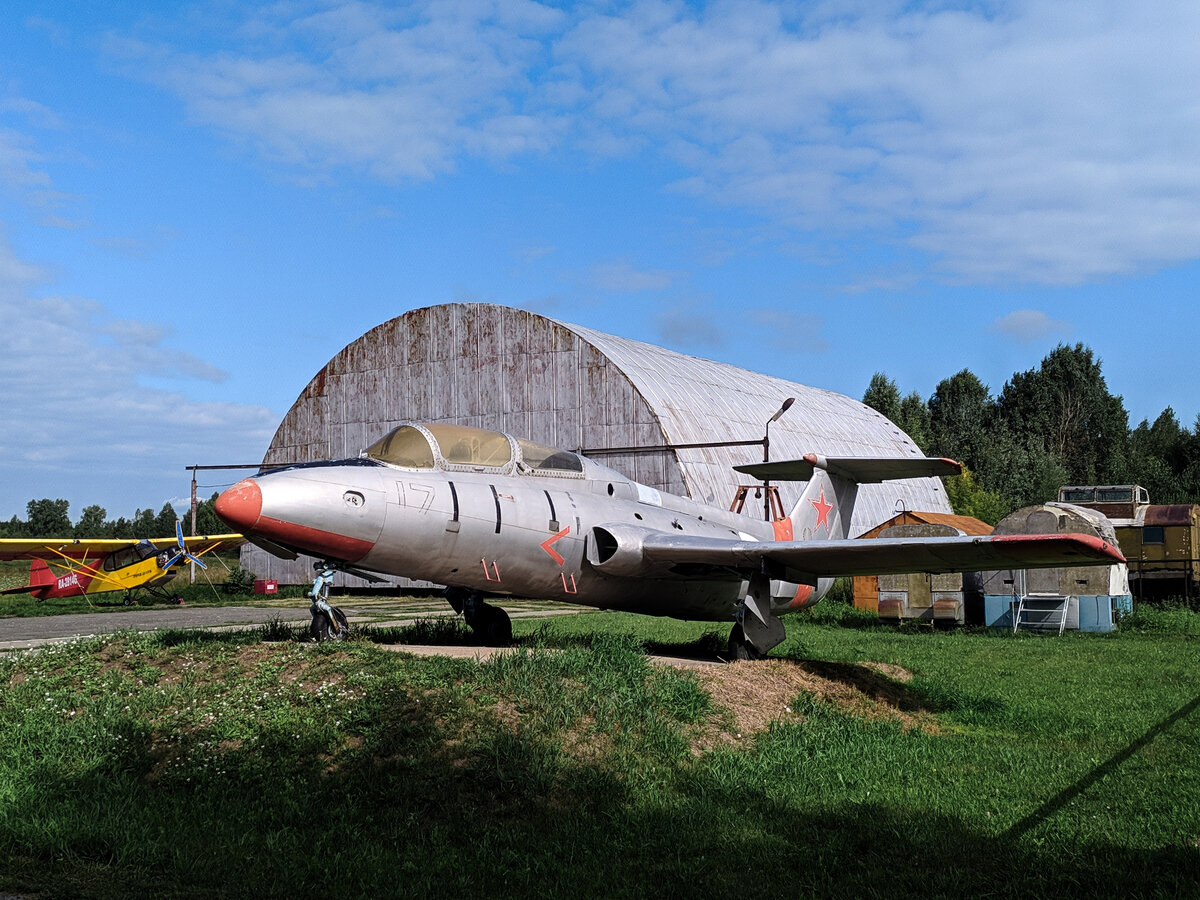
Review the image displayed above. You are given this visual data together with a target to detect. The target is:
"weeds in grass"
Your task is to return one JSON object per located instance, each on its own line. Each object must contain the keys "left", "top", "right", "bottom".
{"left": 260, "top": 616, "right": 301, "bottom": 642}
{"left": 364, "top": 616, "right": 474, "bottom": 645}
{"left": 1120, "top": 604, "right": 1200, "bottom": 635}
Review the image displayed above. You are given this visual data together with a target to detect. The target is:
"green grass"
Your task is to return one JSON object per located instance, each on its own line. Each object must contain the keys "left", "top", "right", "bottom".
{"left": 0, "top": 609, "right": 1197, "bottom": 898}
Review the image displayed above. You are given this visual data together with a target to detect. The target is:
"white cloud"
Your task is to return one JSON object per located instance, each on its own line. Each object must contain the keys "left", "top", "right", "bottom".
{"left": 590, "top": 259, "right": 675, "bottom": 292}
{"left": 112, "top": 1, "right": 1200, "bottom": 285}
{"left": 0, "top": 235, "right": 277, "bottom": 518}
{"left": 113, "top": 2, "right": 569, "bottom": 181}
{"left": 0, "top": 91, "right": 85, "bottom": 228}
{"left": 561, "top": 0, "right": 1200, "bottom": 284}
{"left": 988, "top": 308, "right": 1072, "bottom": 345}
{"left": 750, "top": 308, "right": 830, "bottom": 354}
{"left": 655, "top": 303, "right": 725, "bottom": 350}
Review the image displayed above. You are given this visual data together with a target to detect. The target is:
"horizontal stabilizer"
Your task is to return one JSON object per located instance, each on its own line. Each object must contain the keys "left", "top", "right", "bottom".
{"left": 735, "top": 453, "right": 961, "bottom": 483}
{"left": 638, "top": 531, "right": 1123, "bottom": 582}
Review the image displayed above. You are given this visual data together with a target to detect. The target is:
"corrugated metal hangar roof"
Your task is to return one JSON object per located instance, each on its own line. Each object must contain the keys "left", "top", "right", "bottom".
{"left": 561, "top": 319, "right": 946, "bottom": 526}
{"left": 249, "top": 302, "right": 949, "bottom": 583}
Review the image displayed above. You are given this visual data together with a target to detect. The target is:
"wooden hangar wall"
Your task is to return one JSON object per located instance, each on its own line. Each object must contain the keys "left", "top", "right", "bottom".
{"left": 242, "top": 302, "right": 951, "bottom": 586}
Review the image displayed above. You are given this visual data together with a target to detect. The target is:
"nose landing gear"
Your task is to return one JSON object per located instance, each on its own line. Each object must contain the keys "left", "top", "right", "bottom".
{"left": 309, "top": 563, "right": 350, "bottom": 642}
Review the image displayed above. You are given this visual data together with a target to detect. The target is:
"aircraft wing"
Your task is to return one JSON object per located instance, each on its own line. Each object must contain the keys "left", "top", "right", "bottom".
{"left": 0, "top": 534, "right": 243, "bottom": 562}
{"left": 633, "top": 531, "right": 1124, "bottom": 582}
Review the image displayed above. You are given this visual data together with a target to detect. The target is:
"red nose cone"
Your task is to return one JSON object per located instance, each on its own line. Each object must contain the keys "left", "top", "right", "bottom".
{"left": 215, "top": 479, "right": 263, "bottom": 532}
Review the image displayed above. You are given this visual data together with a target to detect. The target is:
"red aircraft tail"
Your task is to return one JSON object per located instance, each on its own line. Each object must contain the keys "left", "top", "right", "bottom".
{"left": 28, "top": 559, "right": 56, "bottom": 597}
{"left": 0, "top": 559, "right": 56, "bottom": 598}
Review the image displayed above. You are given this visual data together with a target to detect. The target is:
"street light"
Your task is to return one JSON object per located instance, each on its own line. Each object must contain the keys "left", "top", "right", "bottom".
{"left": 763, "top": 397, "right": 795, "bottom": 520}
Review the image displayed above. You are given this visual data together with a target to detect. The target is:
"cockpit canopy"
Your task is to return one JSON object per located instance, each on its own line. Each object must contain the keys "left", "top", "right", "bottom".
{"left": 365, "top": 423, "right": 584, "bottom": 476}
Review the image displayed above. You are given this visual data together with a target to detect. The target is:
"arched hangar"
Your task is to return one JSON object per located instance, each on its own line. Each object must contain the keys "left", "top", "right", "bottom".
{"left": 243, "top": 302, "right": 951, "bottom": 584}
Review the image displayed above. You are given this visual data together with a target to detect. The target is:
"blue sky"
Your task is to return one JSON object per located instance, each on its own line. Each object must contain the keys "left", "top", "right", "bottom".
{"left": 2, "top": 0, "right": 1199, "bottom": 521}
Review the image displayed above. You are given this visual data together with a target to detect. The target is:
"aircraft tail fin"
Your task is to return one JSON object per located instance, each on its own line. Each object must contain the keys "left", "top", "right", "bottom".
{"left": 28, "top": 558, "right": 55, "bottom": 589}
{"left": 734, "top": 454, "right": 961, "bottom": 541}
{"left": 2, "top": 558, "right": 59, "bottom": 597}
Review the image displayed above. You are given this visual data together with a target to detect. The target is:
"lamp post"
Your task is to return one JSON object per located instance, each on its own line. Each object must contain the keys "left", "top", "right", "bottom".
{"left": 763, "top": 397, "right": 795, "bottom": 520}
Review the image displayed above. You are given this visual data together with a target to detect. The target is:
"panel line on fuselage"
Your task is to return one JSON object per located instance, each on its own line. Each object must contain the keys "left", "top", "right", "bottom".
{"left": 489, "top": 484, "right": 502, "bottom": 533}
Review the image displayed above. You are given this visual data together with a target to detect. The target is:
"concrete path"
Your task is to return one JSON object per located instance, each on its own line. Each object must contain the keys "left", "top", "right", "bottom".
{"left": 0, "top": 601, "right": 582, "bottom": 653}
{"left": 0, "top": 605, "right": 312, "bottom": 652}
{"left": 0, "top": 600, "right": 723, "bottom": 668}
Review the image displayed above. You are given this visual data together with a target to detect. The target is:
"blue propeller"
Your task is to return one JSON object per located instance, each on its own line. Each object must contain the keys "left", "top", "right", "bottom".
{"left": 162, "top": 519, "right": 208, "bottom": 570}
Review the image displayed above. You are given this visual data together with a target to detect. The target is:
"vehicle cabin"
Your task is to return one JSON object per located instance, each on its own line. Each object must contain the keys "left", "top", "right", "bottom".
{"left": 1057, "top": 485, "right": 1200, "bottom": 600}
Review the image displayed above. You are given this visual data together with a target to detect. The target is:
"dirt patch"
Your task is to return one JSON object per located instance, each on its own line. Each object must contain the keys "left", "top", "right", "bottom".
{"left": 862, "top": 661, "right": 914, "bottom": 682}
{"left": 691, "top": 657, "right": 937, "bottom": 751}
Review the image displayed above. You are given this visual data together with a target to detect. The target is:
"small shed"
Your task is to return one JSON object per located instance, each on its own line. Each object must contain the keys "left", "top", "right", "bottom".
{"left": 853, "top": 511, "right": 993, "bottom": 624}
{"left": 981, "top": 503, "right": 1132, "bottom": 633}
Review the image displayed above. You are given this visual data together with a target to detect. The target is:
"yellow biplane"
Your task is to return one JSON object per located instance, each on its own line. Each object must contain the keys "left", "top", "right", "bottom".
{"left": 0, "top": 522, "right": 242, "bottom": 605}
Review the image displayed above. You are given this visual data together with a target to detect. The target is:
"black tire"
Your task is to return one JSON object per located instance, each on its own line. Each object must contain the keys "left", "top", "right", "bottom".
{"left": 469, "top": 604, "right": 512, "bottom": 646}
{"left": 727, "top": 623, "right": 764, "bottom": 661}
{"left": 310, "top": 606, "right": 350, "bottom": 642}
{"left": 487, "top": 606, "right": 513, "bottom": 646}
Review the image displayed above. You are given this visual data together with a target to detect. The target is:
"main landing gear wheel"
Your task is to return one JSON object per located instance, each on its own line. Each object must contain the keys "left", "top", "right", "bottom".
{"left": 727, "top": 623, "right": 766, "bottom": 661}
{"left": 466, "top": 602, "right": 513, "bottom": 646}
{"left": 446, "top": 587, "right": 513, "bottom": 646}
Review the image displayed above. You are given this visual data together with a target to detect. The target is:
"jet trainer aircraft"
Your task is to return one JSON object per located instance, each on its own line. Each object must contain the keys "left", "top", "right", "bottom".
{"left": 215, "top": 422, "right": 1124, "bottom": 658}
{"left": 0, "top": 522, "right": 242, "bottom": 605}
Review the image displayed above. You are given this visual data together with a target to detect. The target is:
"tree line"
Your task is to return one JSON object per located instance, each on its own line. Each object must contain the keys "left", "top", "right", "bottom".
{"left": 865, "top": 343, "right": 1200, "bottom": 523}
{"left": 3, "top": 342, "right": 1194, "bottom": 536}
{"left": 0, "top": 494, "right": 229, "bottom": 540}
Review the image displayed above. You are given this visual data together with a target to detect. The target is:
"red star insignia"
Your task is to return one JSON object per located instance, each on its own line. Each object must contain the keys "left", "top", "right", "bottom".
{"left": 810, "top": 489, "right": 833, "bottom": 533}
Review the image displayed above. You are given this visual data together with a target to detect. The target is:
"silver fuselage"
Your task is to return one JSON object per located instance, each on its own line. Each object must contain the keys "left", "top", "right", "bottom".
{"left": 226, "top": 455, "right": 823, "bottom": 621}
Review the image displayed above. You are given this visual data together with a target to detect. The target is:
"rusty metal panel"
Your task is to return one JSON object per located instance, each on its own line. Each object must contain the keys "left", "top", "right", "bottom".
{"left": 1145, "top": 505, "right": 1197, "bottom": 527}
{"left": 406, "top": 316, "right": 428, "bottom": 367}
{"left": 527, "top": 352, "right": 554, "bottom": 413}
{"left": 343, "top": 422, "right": 372, "bottom": 457}
{"left": 581, "top": 423, "right": 606, "bottom": 451}
{"left": 408, "top": 366, "right": 434, "bottom": 422}
{"left": 344, "top": 371, "right": 376, "bottom": 424}
{"left": 581, "top": 356, "right": 608, "bottom": 423}
{"left": 431, "top": 360, "right": 456, "bottom": 418}
{"left": 455, "top": 357, "right": 480, "bottom": 417}
{"left": 463, "top": 309, "right": 499, "bottom": 361}
{"left": 369, "top": 317, "right": 407, "bottom": 370}
{"left": 505, "top": 409, "right": 531, "bottom": 442}
{"left": 554, "top": 407, "right": 581, "bottom": 448}
{"left": 427, "top": 304, "right": 455, "bottom": 363}
{"left": 502, "top": 305, "right": 529, "bottom": 357}
{"left": 480, "top": 361, "right": 503, "bottom": 421}
{"left": 503, "top": 350, "right": 528, "bottom": 413}
{"left": 554, "top": 350, "right": 579, "bottom": 411}
{"left": 527, "top": 312, "right": 554, "bottom": 356}
{"left": 633, "top": 450, "right": 667, "bottom": 490}
{"left": 528, "top": 410, "right": 557, "bottom": 447}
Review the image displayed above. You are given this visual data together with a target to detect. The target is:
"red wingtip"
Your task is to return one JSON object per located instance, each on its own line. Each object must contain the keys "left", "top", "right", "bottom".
{"left": 993, "top": 532, "right": 1127, "bottom": 564}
